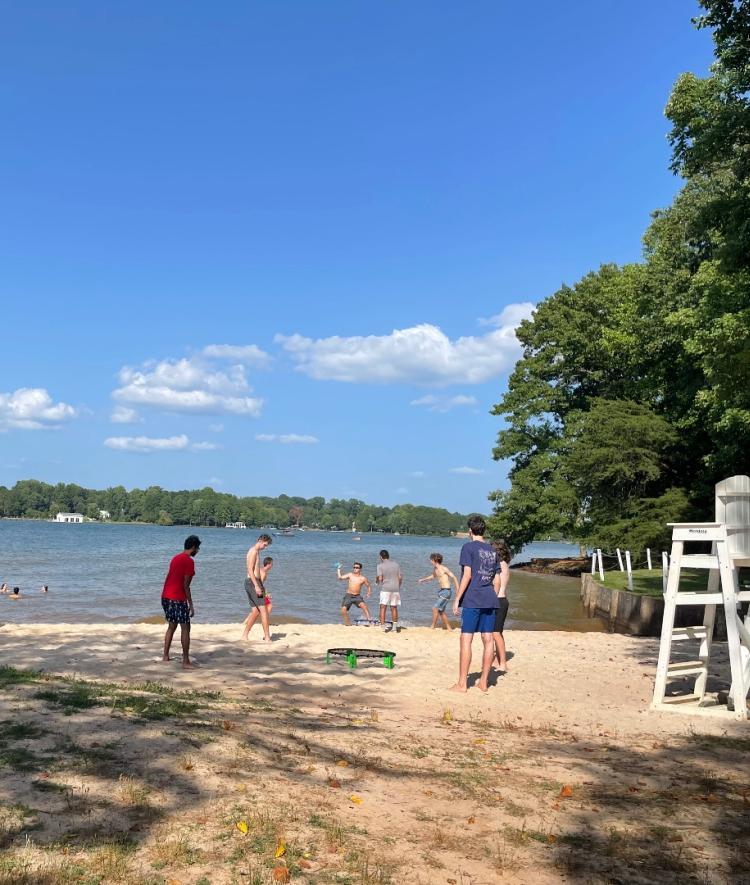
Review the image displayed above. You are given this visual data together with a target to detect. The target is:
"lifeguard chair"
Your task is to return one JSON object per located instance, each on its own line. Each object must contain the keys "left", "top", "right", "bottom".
{"left": 651, "top": 475, "right": 750, "bottom": 720}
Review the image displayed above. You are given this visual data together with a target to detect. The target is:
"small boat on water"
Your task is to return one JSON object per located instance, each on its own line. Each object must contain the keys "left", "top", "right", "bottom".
{"left": 225, "top": 522, "right": 247, "bottom": 529}
{"left": 273, "top": 528, "right": 296, "bottom": 537}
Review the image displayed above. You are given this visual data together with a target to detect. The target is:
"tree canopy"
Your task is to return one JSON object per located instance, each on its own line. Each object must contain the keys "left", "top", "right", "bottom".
{"left": 0, "top": 479, "right": 469, "bottom": 537}
{"left": 488, "top": 0, "right": 750, "bottom": 553}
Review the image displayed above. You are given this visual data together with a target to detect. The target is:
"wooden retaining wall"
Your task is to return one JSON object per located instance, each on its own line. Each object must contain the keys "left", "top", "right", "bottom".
{"left": 579, "top": 573, "right": 724, "bottom": 637}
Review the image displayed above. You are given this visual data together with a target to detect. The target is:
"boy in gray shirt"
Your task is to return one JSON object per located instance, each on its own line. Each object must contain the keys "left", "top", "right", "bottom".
{"left": 376, "top": 549, "right": 402, "bottom": 632}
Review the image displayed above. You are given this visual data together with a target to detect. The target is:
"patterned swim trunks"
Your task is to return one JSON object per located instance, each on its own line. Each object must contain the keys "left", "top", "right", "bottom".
{"left": 434, "top": 587, "right": 452, "bottom": 612}
{"left": 161, "top": 597, "right": 190, "bottom": 624}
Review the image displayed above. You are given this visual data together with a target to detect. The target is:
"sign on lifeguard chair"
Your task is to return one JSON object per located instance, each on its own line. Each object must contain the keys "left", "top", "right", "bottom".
{"left": 651, "top": 475, "right": 750, "bottom": 720}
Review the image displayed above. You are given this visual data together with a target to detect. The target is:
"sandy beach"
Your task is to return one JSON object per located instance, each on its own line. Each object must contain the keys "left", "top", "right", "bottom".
{"left": 1, "top": 623, "right": 749, "bottom": 883}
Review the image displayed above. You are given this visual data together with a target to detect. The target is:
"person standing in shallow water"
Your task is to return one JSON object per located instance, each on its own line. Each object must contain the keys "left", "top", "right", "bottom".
{"left": 450, "top": 516, "right": 498, "bottom": 693}
{"left": 161, "top": 535, "right": 200, "bottom": 670}
{"left": 337, "top": 562, "right": 372, "bottom": 625}
{"left": 418, "top": 553, "right": 459, "bottom": 630}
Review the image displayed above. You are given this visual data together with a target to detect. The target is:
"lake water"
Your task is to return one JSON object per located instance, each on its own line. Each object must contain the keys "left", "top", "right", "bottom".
{"left": 0, "top": 520, "right": 603, "bottom": 631}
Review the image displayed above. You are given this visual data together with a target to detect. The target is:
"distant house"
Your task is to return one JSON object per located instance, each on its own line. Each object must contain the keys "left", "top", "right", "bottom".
{"left": 99, "top": 510, "right": 111, "bottom": 520}
{"left": 55, "top": 513, "right": 84, "bottom": 523}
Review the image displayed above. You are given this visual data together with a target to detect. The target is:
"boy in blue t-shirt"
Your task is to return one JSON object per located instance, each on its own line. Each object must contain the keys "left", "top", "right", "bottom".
{"left": 450, "top": 516, "right": 498, "bottom": 693}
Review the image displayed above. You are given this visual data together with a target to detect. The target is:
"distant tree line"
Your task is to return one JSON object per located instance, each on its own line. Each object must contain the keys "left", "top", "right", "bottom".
{"left": 0, "top": 479, "right": 470, "bottom": 536}
{"left": 488, "top": 1, "right": 750, "bottom": 555}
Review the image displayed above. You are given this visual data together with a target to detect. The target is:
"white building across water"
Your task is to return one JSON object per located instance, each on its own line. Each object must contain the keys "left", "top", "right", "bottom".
{"left": 55, "top": 513, "right": 84, "bottom": 523}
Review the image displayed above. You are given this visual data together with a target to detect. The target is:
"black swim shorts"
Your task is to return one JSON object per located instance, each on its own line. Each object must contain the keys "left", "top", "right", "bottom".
{"left": 494, "top": 597, "right": 510, "bottom": 634}
{"left": 162, "top": 598, "right": 190, "bottom": 625}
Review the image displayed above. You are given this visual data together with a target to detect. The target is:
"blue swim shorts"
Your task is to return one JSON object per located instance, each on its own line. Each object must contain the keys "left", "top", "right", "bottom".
{"left": 434, "top": 588, "right": 452, "bottom": 612}
{"left": 461, "top": 607, "right": 496, "bottom": 634}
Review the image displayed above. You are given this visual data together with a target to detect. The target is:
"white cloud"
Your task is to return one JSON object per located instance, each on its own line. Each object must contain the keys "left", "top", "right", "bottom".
{"left": 450, "top": 466, "right": 484, "bottom": 475}
{"left": 104, "top": 434, "right": 220, "bottom": 453}
{"left": 202, "top": 344, "right": 271, "bottom": 366}
{"left": 104, "top": 434, "right": 190, "bottom": 453}
{"left": 0, "top": 388, "right": 78, "bottom": 430}
{"left": 478, "top": 302, "right": 536, "bottom": 328}
{"left": 113, "top": 356, "right": 263, "bottom": 416}
{"left": 110, "top": 406, "right": 142, "bottom": 424}
{"left": 410, "top": 470, "right": 426, "bottom": 478}
{"left": 209, "top": 423, "right": 224, "bottom": 433}
{"left": 275, "top": 303, "right": 534, "bottom": 386}
{"left": 255, "top": 433, "right": 319, "bottom": 445}
{"left": 410, "top": 394, "right": 479, "bottom": 413}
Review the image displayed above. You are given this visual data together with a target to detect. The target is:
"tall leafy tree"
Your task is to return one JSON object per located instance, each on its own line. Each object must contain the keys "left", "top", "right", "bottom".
{"left": 489, "top": 1, "right": 750, "bottom": 553}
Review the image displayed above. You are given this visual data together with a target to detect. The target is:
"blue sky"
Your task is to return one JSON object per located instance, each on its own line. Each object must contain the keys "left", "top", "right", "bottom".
{"left": 0, "top": 1, "right": 714, "bottom": 513}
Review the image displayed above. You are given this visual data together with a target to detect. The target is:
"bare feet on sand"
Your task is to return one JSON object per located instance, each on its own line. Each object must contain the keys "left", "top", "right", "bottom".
{"left": 449, "top": 683, "right": 468, "bottom": 693}
{"left": 182, "top": 661, "right": 200, "bottom": 670}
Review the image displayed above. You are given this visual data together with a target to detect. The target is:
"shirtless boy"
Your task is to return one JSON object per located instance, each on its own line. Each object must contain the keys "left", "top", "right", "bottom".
{"left": 337, "top": 562, "right": 372, "bottom": 625}
{"left": 241, "top": 534, "right": 272, "bottom": 641}
{"left": 418, "top": 552, "right": 459, "bottom": 630}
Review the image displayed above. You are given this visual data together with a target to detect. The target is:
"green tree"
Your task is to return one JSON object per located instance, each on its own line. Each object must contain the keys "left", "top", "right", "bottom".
{"left": 489, "top": 3, "right": 750, "bottom": 553}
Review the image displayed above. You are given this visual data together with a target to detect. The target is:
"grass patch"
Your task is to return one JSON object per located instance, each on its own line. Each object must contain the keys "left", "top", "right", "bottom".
{"left": 0, "top": 746, "right": 48, "bottom": 772}
{"left": 34, "top": 684, "right": 101, "bottom": 714}
{"left": 30, "top": 675, "right": 207, "bottom": 721}
{"left": 0, "top": 667, "right": 45, "bottom": 689}
{"left": 0, "top": 721, "right": 46, "bottom": 741}
{"left": 32, "top": 779, "right": 69, "bottom": 793}
{"left": 443, "top": 766, "right": 489, "bottom": 798}
{"left": 129, "top": 680, "right": 221, "bottom": 700}
{"left": 594, "top": 567, "right": 706, "bottom": 597}
{"left": 109, "top": 691, "right": 200, "bottom": 719}
{"left": 116, "top": 775, "right": 151, "bottom": 809}
{"left": 149, "top": 832, "right": 203, "bottom": 868}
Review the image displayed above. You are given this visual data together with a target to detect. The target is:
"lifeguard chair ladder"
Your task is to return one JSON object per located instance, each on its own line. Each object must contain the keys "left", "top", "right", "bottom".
{"left": 651, "top": 475, "right": 750, "bottom": 720}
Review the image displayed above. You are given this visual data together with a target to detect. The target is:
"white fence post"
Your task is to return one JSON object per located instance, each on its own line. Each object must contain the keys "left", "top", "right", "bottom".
{"left": 625, "top": 550, "right": 633, "bottom": 592}
{"left": 661, "top": 551, "right": 669, "bottom": 595}
{"left": 597, "top": 548, "right": 605, "bottom": 582}
{"left": 591, "top": 552, "right": 596, "bottom": 574}
{"left": 646, "top": 548, "right": 652, "bottom": 570}
{"left": 616, "top": 548, "right": 624, "bottom": 571}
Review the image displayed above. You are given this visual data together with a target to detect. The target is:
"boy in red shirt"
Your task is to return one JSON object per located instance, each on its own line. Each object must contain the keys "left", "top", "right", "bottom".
{"left": 161, "top": 535, "right": 201, "bottom": 669}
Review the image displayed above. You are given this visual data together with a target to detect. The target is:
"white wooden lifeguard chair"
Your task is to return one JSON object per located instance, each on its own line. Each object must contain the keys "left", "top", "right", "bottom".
{"left": 651, "top": 475, "right": 750, "bottom": 720}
